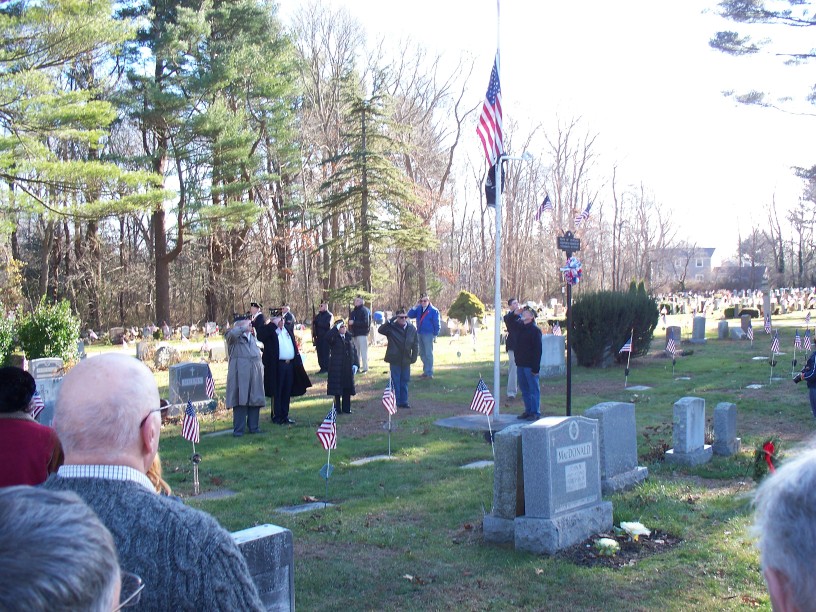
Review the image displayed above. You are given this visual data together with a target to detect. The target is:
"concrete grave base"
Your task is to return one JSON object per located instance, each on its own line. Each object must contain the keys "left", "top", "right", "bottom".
{"left": 601, "top": 466, "right": 648, "bottom": 495}
{"left": 483, "top": 515, "right": 515, "bottom": 545}
{"left": 166, "top": 399, "right": 217, "bottom": 418}
{"left": 233, "top": 524, "right": 294, "bottom": 612}
{"left": 514, "top": 501, "right": 613, "bottom": 555}
{"left": 665, "top": 444, "right": 713, "bottom": 466}
{"left": 713, "top": 438, "right": 741, "bottom": 456}
{"left": 689, "top": 338, "right": 707, "bottom": 344}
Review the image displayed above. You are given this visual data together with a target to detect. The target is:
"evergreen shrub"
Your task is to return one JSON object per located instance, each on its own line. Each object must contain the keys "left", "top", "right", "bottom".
{"left": 447, "top": 290, "right": 485, "bottom": 324}
{"left": 571, "top": 282, "right": 659, "bottom": 367}
{"left": 16, "top": 298, "right": 80, "bottom": 362}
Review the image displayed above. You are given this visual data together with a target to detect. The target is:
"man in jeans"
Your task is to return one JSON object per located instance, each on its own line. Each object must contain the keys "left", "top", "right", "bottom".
{"left": 378, "top": 310, "right": 419, "bottom": 408}
{"left": 408, "top": 295, "right": 440, "bottom": 379}
{"left": 348, "top": 296, "right": 371, "bottom": 373}
{"left": 504, "top": 305, "right": 542, "bottom": 420}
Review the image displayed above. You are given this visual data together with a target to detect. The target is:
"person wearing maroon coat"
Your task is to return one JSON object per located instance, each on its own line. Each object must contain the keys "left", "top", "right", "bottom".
{"left": 0, "top": 367, "right": 62, "bottom": 487}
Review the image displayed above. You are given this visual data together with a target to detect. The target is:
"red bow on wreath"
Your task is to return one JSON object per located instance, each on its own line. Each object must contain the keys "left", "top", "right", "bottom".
{"left": 763, "top": 441, "right": 776, "bottom": 474}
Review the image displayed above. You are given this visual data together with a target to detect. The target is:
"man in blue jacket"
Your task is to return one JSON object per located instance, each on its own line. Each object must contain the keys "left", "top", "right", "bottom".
{"left": 504, "top": 305, "right": 542, "bottom": 420}
{"left": 408, "top": 295, "right": 441, "bottom": 379}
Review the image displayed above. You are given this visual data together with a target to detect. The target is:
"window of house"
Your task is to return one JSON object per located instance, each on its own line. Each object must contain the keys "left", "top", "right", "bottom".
{"left": 696, "top": 258, "right": 704, "bottom": 267}
{"left": 695, "top": 274, "right": 704, "bottom": 281}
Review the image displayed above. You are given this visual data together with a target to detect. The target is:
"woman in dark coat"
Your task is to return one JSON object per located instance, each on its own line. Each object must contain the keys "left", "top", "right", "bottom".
{"left": 326, "top": 320, "right": 359, "bottom": 414}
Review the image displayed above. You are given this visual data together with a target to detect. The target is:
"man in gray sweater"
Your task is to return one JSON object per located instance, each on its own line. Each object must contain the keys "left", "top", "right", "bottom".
{"left": 42, "top": 354, "right": 264, "bottom": 611}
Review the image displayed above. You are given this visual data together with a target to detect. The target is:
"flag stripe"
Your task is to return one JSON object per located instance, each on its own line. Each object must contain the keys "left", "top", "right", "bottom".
{"left": 182, "top": 400, "right": 200, "bottom": 444}
{"left": 316, "top": 406, "right": 337, "bottom": 450}
{"left": 469, "top": 378, "right": 495, "bottom": 416}
{"left": 476, "top": 53, "right": 503, "bottom": 166}
{"left": 382, "top": 379, "right": 397, "bottom": 415}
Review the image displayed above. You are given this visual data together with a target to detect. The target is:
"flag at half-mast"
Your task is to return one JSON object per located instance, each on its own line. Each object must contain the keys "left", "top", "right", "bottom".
{"left": 476, "top": 53, "right": 503, "bottom": 166}
{"left": 535, "top": 194, "right": 553, "bottom": 221}
{"left": 469, "top": 378, "right": 495, "bottom": 416}
{"left": 574, "top": 201, "right": 593, "bottom": 228}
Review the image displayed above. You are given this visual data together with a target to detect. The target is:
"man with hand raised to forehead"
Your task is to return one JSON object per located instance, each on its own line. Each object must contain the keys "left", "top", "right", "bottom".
{"left": 504, "top": 305, "right": 542, "bottom": 421}
{"left": 42, "top": 354, "right": 264, "bottom": 612}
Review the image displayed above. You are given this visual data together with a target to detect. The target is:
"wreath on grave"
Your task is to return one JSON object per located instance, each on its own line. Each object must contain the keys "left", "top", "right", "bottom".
{"left": 753, "top": 437, "right": 781, "bottom": 481}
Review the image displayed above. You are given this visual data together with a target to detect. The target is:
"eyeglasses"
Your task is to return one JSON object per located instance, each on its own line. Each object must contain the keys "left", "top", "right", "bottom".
{"left": 139, "top": 406, "right": 163, "bottom": 428}
{"left": 397, "top": 315, "right": 407, "bottom": 319}
{"left": 420, "top": 299, "right": 429, "bottom": 303}
{"left": 113, "top": 571, "right": 144, "bottom": 610}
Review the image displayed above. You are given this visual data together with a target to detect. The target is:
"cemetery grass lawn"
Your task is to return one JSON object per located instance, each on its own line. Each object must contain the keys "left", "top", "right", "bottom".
{"left": 154, "top": 317, "right": 815, "bottom": 611}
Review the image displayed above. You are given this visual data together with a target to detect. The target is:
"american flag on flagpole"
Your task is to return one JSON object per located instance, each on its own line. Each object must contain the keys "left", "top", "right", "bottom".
{"left": 574, "top": 201, "right": 593, "bottom": 228}
{"left": 666, "top": 334, "right": 676, "bottom": 355}
{"left": 476, "top": 52, "right": 503, "bottom": 166}
{"left": 795, "top": 330, "right": 802, "bottom": 349}
{"left": 619, "top": 336, "right": 633, "bottom": 354}
{"left": 382, "top": 379, "right": 397, "bottom": 415}
{"left": 469, "top": 378, "right": 495, "bottom": 416}
{"left": 535, "top": 194, "right": 553, "bottom": 221}
{"left": 771, "top": 332, "right": 781, "bottom": 355}
{"left": 30, "top": 390, "right": 45, "bottom": 420}
{"left": 747, "top": 325, "right": 754, "bottom": 341}
{"left": 316, "top": 405, "right": 337, "bottom": 450}
{"left": 764, "top": 314, "right": 772, "bottom": 334}
{"left": 205, "top": 366, "right": 215, "bottom": 399}
{"left": 181, "top": 400, "right": 200, "bottom": 443}
{"left": 805, "top": 329, "right": 812, "bottom": 351}
{"left": 552, "top": 321, "right": 562, "bottom": 336}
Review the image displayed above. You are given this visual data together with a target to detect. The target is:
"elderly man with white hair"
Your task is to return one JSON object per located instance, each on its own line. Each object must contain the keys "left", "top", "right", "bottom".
{"left": 753, "top": 446, "right": 816, "bottom": 612}
{"left": 42, "top": 353, "right": 264, "bottom": 611}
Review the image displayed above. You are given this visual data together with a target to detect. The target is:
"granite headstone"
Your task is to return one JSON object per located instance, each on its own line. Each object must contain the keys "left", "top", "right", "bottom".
{"left": 712, "top": 402, "right": 740, "bottom": 456}
{"left": 665, "top": 396, "right": 712, "bottom": 465}
{"left": 483, "top": 423, "right": 526, "bottom": 544}
{"left": 540, "top": 335, "right": 566, "bottom": 378}
{"left": 232, "top": 524, "right": 294, "bottom": 612}
{"left": 584, "top": 402, "right": 648, "bottom": 494}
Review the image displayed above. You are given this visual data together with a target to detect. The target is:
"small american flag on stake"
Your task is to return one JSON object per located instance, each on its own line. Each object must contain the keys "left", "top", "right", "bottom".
{"left": 382, "top": 379, "right": 397, "bottom": 415}
{"left": 771, "top": 332, "right": 781, "bottom": 355}
{"left": 205, "top": 366, "right": 215, "bottom": 399}
{"left": 30, "top": 390, "right": 45, "bottom": 420}
{"left": 619, "top": 337, "right": 633, "bottom": 353}
{"left": 469, "top": 378, "right": 495, "bottom": 416}
{"left": 805, "top": 330, "right": 812, "bottom": 351}
{"left": 764, "top": 314, "right": 772, "bottom": 334}
{"left": 316, "top": 405, "right": 337, "bottom": 450}
{"left": 747, "top": 325, "right": 754, "bottom": 341}
{"left": 666, "top": 334, "right": 676, "bottom": 355}
{"left": 552, "top": 321, "right": 562, "bottom": 336}
{"left": 795, "top": 330, "right": 802, "bottom": 349}
{"left": 182, "top": 400, "right": 200, "bottom": 444}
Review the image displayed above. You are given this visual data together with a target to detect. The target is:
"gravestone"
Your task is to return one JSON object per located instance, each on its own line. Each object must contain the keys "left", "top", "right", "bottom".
{"left": 76, "top": 340, "right": 86, "bottom": 360}
{"left": 29, "top": 358, "right": 64, "bottom": 380}
{"left": 712, "top": 402, "right": 740, "bottom": 456}
{"left": 729, "top": 328, "right": 746, "bottom": 340}
{"left": 483, "top": 424, "right": 526, "bottom": 544}
{"left": 665, "top": 397, "right": 712, "bottom": 466}
{"left": 232, "top": 524, "right": 294, "bottom": 612}
{"left": 515, "top": 416, "right": 612, "bottom": 555}
{"left": 109, "top": 327, "right": 125, "bottom": 345}
{"left": 666, "top": 326, "right": 681, "bottom": 346}
{"left": 540, "top": 335, "right": 566, "bottom": 378}
{"left": 205, "top": 321, "right": 218, "bottom": 335}
{"left": 207, "top": 343, "right": 227, "bottom": 362}
{"left": 136, "top": 341, "right": 153, "bottom": 362}
{"left": 181, "top": 325, "right": 190, "bottom": 339}
{"left": 690, "top": 316, "right": 706, "bottom": 344}
{"left": 29, "top": 358, "right": 64, "bottom": 426}
{"left": 169, "top": 362, "right": 212, "bottom": 404}
{"left": 740, "top": 314, "right": 752, "bottom": 332}
{"left": 717, "top": 321, "right": 729, "bottom": 340}
{"left": 584, "top": 402, "right": 648, "bottom": 494}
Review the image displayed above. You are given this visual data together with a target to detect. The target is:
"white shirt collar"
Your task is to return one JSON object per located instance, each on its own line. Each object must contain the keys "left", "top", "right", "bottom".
{"left": 56, "top": 464, "right": 155, "bottom": 492}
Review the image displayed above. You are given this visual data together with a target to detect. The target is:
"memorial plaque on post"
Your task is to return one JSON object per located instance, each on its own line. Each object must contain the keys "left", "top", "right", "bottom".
{"left": 169, "top": 362, "right": 211, "bottom": 404}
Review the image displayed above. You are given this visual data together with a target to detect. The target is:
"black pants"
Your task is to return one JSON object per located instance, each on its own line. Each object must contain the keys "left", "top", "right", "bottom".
{"left": 316, "top": 336, "right": 330, "bottom": 372}
{"left": 334, "top": 393, "right": 351, "bottom": 413}
{"left": 274, "top": 360, "right": 294, "bottom": 422}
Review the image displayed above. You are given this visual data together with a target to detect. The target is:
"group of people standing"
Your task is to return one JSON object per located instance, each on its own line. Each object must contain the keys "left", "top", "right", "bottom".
{"left": 225, "top": 302, "right": 310, "bottom": 436}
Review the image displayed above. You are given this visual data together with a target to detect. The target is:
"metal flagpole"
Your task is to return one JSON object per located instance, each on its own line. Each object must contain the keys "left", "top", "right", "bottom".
{"left": 324, "top": 447, "right": 331, "bottom": 507}
{"left": 191, "top": 441, "right": 199, "bottom": 496}
{"left": 494, "top": 157, "right": 503, "bottom": 414}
